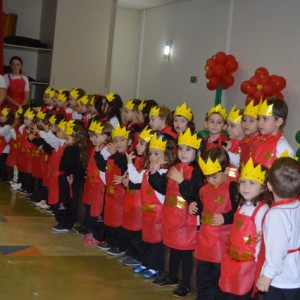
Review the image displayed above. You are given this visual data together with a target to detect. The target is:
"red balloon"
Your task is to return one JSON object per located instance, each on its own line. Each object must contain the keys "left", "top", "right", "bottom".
{"left": 273, "top": 91, "right": 284, "bottom": 99}
{"left": 255, "top": 67, "right": 269, "bottom": 78}
{"left": 262, "top": 84, "right": 273, "bottom": 95}
{"left": 222, "top": 73, "right": 234, "bottom": 88}
{"left": 207, "top": 77, "right": 220, "bottom": 90}
{"left": 205, "top": 68, "right": 214, "bottom": 79}
{"left": 225, "top": 59, "right": 238, "bottom": 73}
{"left": 259, "top": 75, "right": 270, "bottom": 85}
{"left": 270, "top": 75, "right": 286, "bottom": 92}
{"left": 250, "top": 76, "right": 259, "bottom": 87}
{"left": 254, "top": 90, "right": 264, "bottom": 101}
{"left": 213, "top": 64, "right": 226, "bottom": 79}
{"left": 240, "top": 80, "right": 251, "bottom": 94}
{"left": 215, "top": 52, "right": 227, "bottom": 64}
{"left": 245, "top": 96, "right": 254, "bottom": 106}
{"left": 206, "top": 58, "right": 216, "bottom": 69}
{"left": 247, "top": 86, "right": 257, "bottom": 97}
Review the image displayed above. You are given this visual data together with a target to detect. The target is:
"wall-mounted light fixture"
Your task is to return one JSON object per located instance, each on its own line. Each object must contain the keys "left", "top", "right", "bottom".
{"left": 164, "top": 40, "right": 172, "bottom": 60}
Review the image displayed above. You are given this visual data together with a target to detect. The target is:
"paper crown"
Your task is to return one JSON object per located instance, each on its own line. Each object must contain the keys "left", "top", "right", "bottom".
{"left": 112, "top": 124, "right": 130, "bottom": 139}
{"left": 149, "top": 106, "right": 160, "bottom": 117}
{"left": 106, "top": 92, "right": 116, "bottom": 102}
{"left": 279, "top": 150, "right": 298, "bottom": 161}
{"left": 57, "top": 89, "right": 68, "bottom": 103}
{"left": 227, "top": 105, "right": 242, "bottom": 124}
{"left": 49, "top": 114, "right": 57, "bottom": 124}
{"left": 174, "top": 102, "right": 193, "bottom": 121}
{"left": 1, "top": 107, "right": 10, "bottom": 116}
{"left": 138, "top": 126, "right": 153, "bottom": 143}
{"left": 89, "top": 119, "right": 104, "bottom": 134}
{"left": 24, "top": 108, "right": 35, "bottom": 120}
{"left": 70, "top": 88, "right": 81, "bottom": 100}
{"left": 125, "top": 99, "right": 135, "bottom": 111}
{"left": 244, "top": 100, "right": 259, "bottom": 118}
{"left": 258, "top": 99, "right": 273, "bottom": 117}
{"left": 44, "top": 86, "right": 55, "bottom": 98}
{"left": 198, "top": 156, "right": 222, "bottom": 176}
{"left": 138, "top": 100, "right": 146, "bottom": 111}
{"left": 15, "top": 106, "right": 23, "bottom": 118}
{"left": 57, "top": 119, "right": 67, "bottom": 131}
{"left": 207, "top": 104, "right": 227, "bottom": 120}
{"left": 64, "top": 120, "right": 76, "bottom": 135}
{"left": 240, "top": 158, "right": 266, "bottom": 184}
{"left": 89, "top": 95, "right": 95, "bottom": 106}
{"left": 78, "top": 95, "right": 89, "bottom": 106}
{"left": 36, "top": 110, "right": 46, "bottom": 120}
{"left": 149, "top": 133, "right": 167, "bottom": 151}
{"left": 178, "top": 128, "right": 201, "bottom": 149}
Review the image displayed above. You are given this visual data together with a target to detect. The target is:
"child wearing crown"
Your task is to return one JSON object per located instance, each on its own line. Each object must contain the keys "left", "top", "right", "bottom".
{"left": 173, "top": 102, "right": 196, "bottom": 134}
{"left": 137, "top": 99, "right": 158, "bottom": 126}
{"left": 54, "top": 89, "right": 71, "bottom": 120}
{"left": 219, "top": 158, "right": 271, "bottom": 299}
{"left": 153, "top": 128, "right": 205, "bottom": 297}
{"left": 190, "top": 147, "right": 238, "bottom": 300}
{"left": 66, "top": 87, "right": 85, "bottom": 121}
{"left": 251, "top": 97, "right": 294, "bottom": 168}
{"left": 42, "top": 86, "right": 56, "bottom": 113}
{"left": 76, "top": 94, "right": 92, "bottom": 128}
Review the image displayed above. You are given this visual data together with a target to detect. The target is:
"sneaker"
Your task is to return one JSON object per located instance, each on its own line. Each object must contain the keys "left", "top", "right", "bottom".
{"left": 73, "top": 224, "right": 85, "bottom": 232}
{"left": 173, "top": 285, "right": 191, "bottom": 297}
{"left": 152, "top": 276, "right": 178, "bottom": 287}
{"left": 16, "top": 188, "right": 33, "bottom": 196}
{"left": 52, "top": 225, "right": 70, "bottom": 232}
{"left": 75, "top": 226, "right": 89, "bottom": 235}
{"left": 123, "top": 257, "right": 141, "bottom": 267}
{"left": 143, "top": 269, "right": 161, "bottom": 279}
{"left": 11, "top": 183, "right": 22, "bottom": 190}
{"left": 84, "top": 233, "right": 100, "bottom": 245}
{"left": 117, "top": 253, "right": 129, "bottom": 262}
{"left": 39, "top": 202, "right": 51, "bottom": 210}
{"left": 133, "top": 265, "right": 147, "bottom": 274}
{"left": 107, "top": 247, "right": 126, "bottom": 256}
{"left": 97, "top": 242, "right": 112, "bottom": 251}
{"left": 35, "top": 200, "right": 47, "bottom": 207}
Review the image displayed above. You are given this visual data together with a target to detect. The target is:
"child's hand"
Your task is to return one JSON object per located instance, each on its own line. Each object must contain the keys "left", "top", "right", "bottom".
{"left": 256, "top": 275, "right": 272, "bottom": 292}
{"left": 27, "top": 133, "right": 35, "bottom": 141}
{"left": 126, "top": 152, "right": 136, "bottom": 164}
{"left": 107, "top": 143, "right": 117, "bottom": 155}
{"left": 31, "top": 123, "right": 39, "bottom": 134}
{"left": 211, "top": 213, "right": 224, "bottom": 226}
{"left": 169, "top": 166, "right": 184, "bottom": 184}
{"left": 67, "top": 174, "right": 74, "bottom": 185}
{"left": 149, "top": 161, "right": 160, "bottom": 174}
{"left": 122, "top": 172, "right": 129, "bottom": 187}
{"left": 255, "top": 231, "right": 262, "bottom": 242}
{"left": 113, "top": 175, "right": 123, "bottom": 185}
{"left": 189, "top": 202, "right": 198, "bottom": 215}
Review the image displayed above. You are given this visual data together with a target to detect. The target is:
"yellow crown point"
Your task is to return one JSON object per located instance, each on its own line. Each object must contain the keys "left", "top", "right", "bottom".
{"left": 139, "top": 125, "right": 153, "bottom": 143}
{"left": 207, "top": 104, "right": 227, "bottom": 120}
{"left": 258, "top": 99, "right": 273, "bottom": 117}
{"left": 175, "top": 102, "right": 193, "bottom": 121}
{"left": 36, "top": 110, "right": 46, "bottom": 120}
{"left": 49, "top": 89, "right": 55, "bottom": 98}
{"left": 149, "top": 133, "right": 167, "bottom": 151}
{"left": 89, "top": 96, "right": 95, "bottom": 106}
{"left": 106, "top": 92, "right": 116, "bottom": 102}
{"left": 57, "top": 89, "right": 68, "bottom": 103}
{"left": 227, "top": 105, "right": 242, "bottom": 124}
{"left": 125, "top": 99, "right": 135, "bottom": 111}
{"left": 112, "top": 124, "right": 130, "bottom": 139}
{"left": 78, "top": 95, "right": 89, "bottom": 106}
{"left": 24, "top": 108, "right": 35, "bottom": 120}
{"left": 178, "top": 128, "right": 201, "bottom": 149}
{"left": 240, "top": 158, "right": 266, "bottom": 184}
{"left": 149, "top": 106, "right": 160, "bottom": 117}
{"left": 44, "top": 86, "right": 55, "bottom": 98}
{"left": 57, "top": 119, "right": 67, "bottom": 131}
{"left": 64, "top": 120, "right": 76, "bottom": 135}
{"left": 278, "top": 150, "right": 298, "bottom": 161}
{"left": 1, "top": 107, "right": 10, "bottom": 116}
{"left": 244, "top": 100, "right": 259, "bottom": 118}
{"left": 198, "top": 156, "right": 222, "bottom": 176}
{"left": 138, "top": 100, "right": 146, "bottom": 111}
{"left": 70, "top": 88, "right": 80, "bottom": 100}
{"left": 49, "top": 114, "right": 57, "bottom": 124}
{"left": 89, "top": 120, "right": 104, "bottom": 134}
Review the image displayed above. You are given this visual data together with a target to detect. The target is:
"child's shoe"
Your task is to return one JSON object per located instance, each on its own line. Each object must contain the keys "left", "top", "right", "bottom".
{"left": 122, "top": 257, "right": 141, "bottom": 267}
{"left": 52, "top": 224, "right": 70, "bottom": 233}
{"left": 84, "top": 233, "right": 100, "bottom": 245}
{"left": 133, "top": 265, "right": 147, "bottom": 274}
{"left": 152, "top": 276, "right": 178, "bottom": 287}
{"left": 97, "top": 242, "right": 112, "bottom": 251}
{"left": 143, "top": 269, "right": 161, "bottom": 279}
{"left": 107, "top": 247, "right": 126, "bottom": 256}
{"left": 117, "top": 253, "right": 129, "bottom": 262}
{"left": 173, "top": 285, "right": 191, "bottom": 297}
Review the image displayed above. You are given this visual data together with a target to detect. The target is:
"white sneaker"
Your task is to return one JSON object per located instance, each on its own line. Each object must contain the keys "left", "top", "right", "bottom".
{"left": 39, "top": 203, "right": 50, "bottom": 210}
{"left": 11, "top": 183, "right": 22, "bottom": 190}
{"left": 35, "top": 200, "right": 46, "bottom": 207}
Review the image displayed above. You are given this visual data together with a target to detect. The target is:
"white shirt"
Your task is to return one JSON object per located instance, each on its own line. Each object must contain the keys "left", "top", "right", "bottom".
{"left": 0, "top": 75, "right": 6, "bottom": 88}
{"left": 39, "top": 130, "right": 65, "bottom": 150}
{"left": 276, "top": 136, "right": 294, "bottom": 157}
{"left": 0, "top": 124, "right": 12, "bottom": 153}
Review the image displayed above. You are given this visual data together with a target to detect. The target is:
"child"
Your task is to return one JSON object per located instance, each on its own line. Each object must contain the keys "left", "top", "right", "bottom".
{"left": 256, "top": 157, "right": 300, "bottom": 300}
{"left": 100, "top": 92, "right": 123, "bottom": 128}
{"left": 76, "top": 94, "right": 91, "bottom": 128}
{"left": 137, "top": 99, "right": 158, "bottom": 126}
{"left": 67, "top": 87, "right": 86, "bottom": 120}
{"left": 191, "top": 147, "right": 238, "bottom": 300}
{"left": 153, "top": 128, "right": 205, "bottom": 297}
{"left": 219, "top": 158, "right": 271, "bottom": 299}
{"left": 252, "top": 97, "right": 294, "bottom": 168}
{"left": 43, "top": 86, "right": 56, "bottom": 112}
{"left": 54, "top": 89, "right": 70, "bottom": 120}
{"left": 173, "top": 102, "right": 195, "bottom": 134}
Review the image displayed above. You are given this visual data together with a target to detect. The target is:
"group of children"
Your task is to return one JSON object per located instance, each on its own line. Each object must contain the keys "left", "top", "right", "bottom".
{"left": 0, "top": 86, "right": 299, "bottom": 300}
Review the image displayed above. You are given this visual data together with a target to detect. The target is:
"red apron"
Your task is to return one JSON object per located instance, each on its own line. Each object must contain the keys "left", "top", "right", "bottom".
{"left": 228, "top": 138, "right": 241, "bottom": 180}
{"left": 240, "top": 134, "right": 259, "bottom": 166}
{"left": 203, "top": 133, "right": 228, "bottom": 152}
{"left": 162, "top": 163, "right": 197, "bottom": 250}
{"left": 31, "top": 139, "right": 45, "bottom": 179}
{"left": 5, "top": 74, "right": 26, "bottom": 110}
{"left": 16, "top": 128, "right": 32, "bottom": 174}
{"left": 194, "top": 178, "right": 233, "bottom": 262}
{"left": 6, "top": 126, "right": 20, "bottom": 167}
{"left": 42, "top": 153, "right": 51, "bottom": 187}
{"left": 0, "top": 135, "right": 8, "bottom": 154}
{"left": 219, "top": 201, "right": 267, "bottom": 295}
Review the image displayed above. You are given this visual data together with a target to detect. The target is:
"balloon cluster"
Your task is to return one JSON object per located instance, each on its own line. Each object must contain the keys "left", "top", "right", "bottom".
{"left": 240, "top": 67, "right": 287, "bottom": 105}
{"left": 205, "top": 52, "right": 238, "bottom": 91}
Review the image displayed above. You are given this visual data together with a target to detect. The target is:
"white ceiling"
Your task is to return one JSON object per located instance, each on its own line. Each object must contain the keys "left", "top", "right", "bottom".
{"left": 118, "top": 0, "right": 183, "bottom": 10}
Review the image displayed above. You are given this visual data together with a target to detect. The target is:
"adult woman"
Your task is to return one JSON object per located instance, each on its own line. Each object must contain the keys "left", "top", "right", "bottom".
{"left": 4, "top": 56, "right": 30, "bottom": 110}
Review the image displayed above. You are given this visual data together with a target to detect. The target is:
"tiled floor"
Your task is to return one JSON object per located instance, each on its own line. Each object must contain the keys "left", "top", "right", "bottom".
{"left": 0, "top": 183, "right": 195, "bottom": 300}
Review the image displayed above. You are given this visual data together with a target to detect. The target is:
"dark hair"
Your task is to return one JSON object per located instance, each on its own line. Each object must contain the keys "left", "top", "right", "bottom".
{"left": 268, "top": 157, "right": 300, "bottom": 198}
{"left": 9, "top": 56, "right": 23, "bottom": 74}
{"left": 126, "top": 99, "right": 141, "bottom": 112}
{"left": 203, "top": 146, "right": 230, "bottom": 172}
{"left": 88, "top": 118, "right": 113, "bottom": 144}
{"left": 267, "top": 97, "right": 288, "bottom": 129}
{"left": 1, "top": 108, "right": 15, "bottom": 125}
{"left": 104, "top": 93, "right": 123, "bottom": 124}
{"left": 172, "top": 112, "right": 196, "bottom": 132}
{"left": 140, "top": 99, "right": 158, "bottom": 125}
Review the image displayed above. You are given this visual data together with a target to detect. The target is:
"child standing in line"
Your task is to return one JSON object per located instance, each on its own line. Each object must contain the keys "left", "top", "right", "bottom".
{"left": 256, "top": 157, "right": 300, "bottom": 300}
{"left": 76, "top": 95, "right": 91, "bottom": 128}
{"left": 42, "top": 86, "right": 56, "bottom": 112}
{"left": 190, "top": 147, "right": 238, "bottom": 300}
{"left": 219, "top": 158, "right": 271, "bottom": 299}
{"left": 54, "top": 89, "right": 70, "bottom": 120}
{"left": 136, "top": 99, "right": 158, "bottom": 126}
{"left": 153, "top": 128, "right": 205, "bottom": 297}
{"left": 67, "top": 88, "right": 86, "bottom": 120}
{"left": 173, "top": 102, "right": 195, "bottom": 134}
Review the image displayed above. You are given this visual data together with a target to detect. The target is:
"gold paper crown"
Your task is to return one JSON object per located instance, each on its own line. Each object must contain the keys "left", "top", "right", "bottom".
{"left": 49, "top": 115, "right": 57, "bottom": 124}
{"left": 24, "top": 108, "right": 35, "bottom": 120}
{"left": 78, "top": 95, "right": 89, "bottom": 106}
{"left": 227, "top": 105, "right": 242, "bottom": 124}
{"left": 149, "top": 133, "right": 167, "bottom": 151}
{"left": 125, "top": 99, "right": 136, "bottom": 111}
{"left": 279, "top": 150, "right": 298, "bottom": 161}
{"left": 64, "top": 120, "right": 76, "bottom": 135}
{"left": 89, "top": 96, "right": 95, "bottom": 106}
{"left": 70, "top": 88, "right": 80, "bottom": 100}
{"left": 57, "top": 89, "right": 68, "bottom": 103}
{"left": 258, "top": 99, "right": 273, "bottom": 117}
{"left": 178, "top": 128, "right": 201, "bottom": 149}
{"left": 138, "top": 126, "right": 153, "bottom": 143}
{"left": 149, "top": 106, "right": 160, "bottom": 117}
{"left": 106, "top": 92, "right": 116, "bottom": 102}
{"left": 15, "top": 106, "right": 23, "bottom": 118}
{"left": 1, "top": 107, "right": 10, "bottom": 116}
{"left": 198, "top": 156, "right": 222, "bottom": 176}
{"left": 240, "top": 158, "right": 266, "bottom": 184}
{"left": 244, "top": 100, "right": 259, "bottom": 118}
{"left": 44, "top": 86, "right": 55, "bottom": 98}
{"left": 174, "top": 102, "right": 193, "bottom": 121}
{"left": 57, "top": 119, "right": 67, "bottom": 131}
{"left": 89, "top": 119, "right": 104, "bottom": 134}
{"left": 138, "top": 100, "right": 146, "bottom": 111}
{"left": 207, "top": 104, "right": 227, "bottom": 120}
{"left": 112, "top": 124, "right": 130, "bottom": 139}
{"left": 36, "top": 110, "right": 46, "bottom": 120}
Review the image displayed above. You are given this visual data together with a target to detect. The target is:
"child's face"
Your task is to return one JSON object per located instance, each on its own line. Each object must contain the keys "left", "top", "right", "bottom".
{"left": 177, "top": 145, "right": 196, "bottom": 164}
{"left": 242, "top": 115, "right": 258, "bottom": 136}
{"left": 137, "top": 110, "right": 145, "bottom": 123}
{"left": 124, "top": 108, "right": 136, "bottom": 122}
{"left": 149, "top": 116, "right": 166, "bottom": 132}
{"left": 113, "top": 136, "right": 129, "bottom": 153}
{"left": 56, "top": 128, "right": 65, "bottom": 140}
{"left": 226, "top": 120, "right": 244, "bottom": 140}
{"left": 24, "top": 117, "right": 33, "bottom": 127}
{"left": 239, "top": 179, "right": 262, "bottom": 201}
{"left": 90, "top": 133, "right": 107, "bottom": 146}
{"left": 205, "top": 113, "right": 225, "bottom": 136}
{"left": 149, "top": 148, "right": 165, "bottom": 164}
{"left": 56, "top": 100, "right": 65, "bottom": 109}
{"left": 257, "top": 115, "right": 281, "bottom": 135}
{"left": 136, "top": 138, "right": 147, "bottom": 156}
{"left": 65, "top": 135, "right": 74, "bottom": 145}
{"left": 206, "top": 170, "right": 228, "bottom": 187}
{"left": 50, "top": 123, "right": 58, "bottom": 133}
{"left": 69, "top": 96, "right": 77, "bottom": 108}
{"left": 0, "top": 114, "right": 8, "bottom": 124}
{"left": 89, "top": 105, "right": 97, "bottom": 115}
{"left": 43, "top": 94, "right": 51, "bottom": 105}
{"left": 77, "top": 104, "right": 87, "bottom": 114}
{"left": 173, "top": 115, "right": 189, "bottom": 133}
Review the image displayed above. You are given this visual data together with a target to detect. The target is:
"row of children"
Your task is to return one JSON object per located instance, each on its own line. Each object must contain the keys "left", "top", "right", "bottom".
{"left": 0, "top": 86, "right": 299, "bottom": 299}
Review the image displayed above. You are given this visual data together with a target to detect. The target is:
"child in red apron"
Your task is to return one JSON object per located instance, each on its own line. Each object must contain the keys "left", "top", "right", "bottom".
{"left": 219, "top": 158, "right": 271, "bottom": 299}
{"left": 191, "top": 147, "right": 238, "bottom": 300}
{"left": 173, "top": 102, "right": 196, "bottom": 134}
